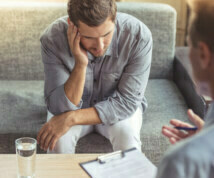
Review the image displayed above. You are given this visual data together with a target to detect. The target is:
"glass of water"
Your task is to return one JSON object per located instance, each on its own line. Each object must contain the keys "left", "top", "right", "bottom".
{"left": 15, "top": 137, "right": 37, "bottom": 178}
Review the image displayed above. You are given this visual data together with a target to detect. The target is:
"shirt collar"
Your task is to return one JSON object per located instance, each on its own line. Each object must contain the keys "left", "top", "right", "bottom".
{"left": 87, "top": 22, "right": 118, "bottom": 60}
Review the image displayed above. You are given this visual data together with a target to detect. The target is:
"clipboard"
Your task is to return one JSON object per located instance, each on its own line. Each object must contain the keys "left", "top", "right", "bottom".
{"left": 79, "top": 147, "right": 157, "bottom": 178}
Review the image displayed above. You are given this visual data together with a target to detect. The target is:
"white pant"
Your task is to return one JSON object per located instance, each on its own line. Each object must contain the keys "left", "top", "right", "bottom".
{"left": 47, "top": 107, "right": 143, "bottom": 153}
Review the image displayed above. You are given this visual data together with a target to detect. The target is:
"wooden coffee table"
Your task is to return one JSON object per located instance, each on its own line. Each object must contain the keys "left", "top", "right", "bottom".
{"left": 0, "top": 154, "right": 102, "bottom": 178}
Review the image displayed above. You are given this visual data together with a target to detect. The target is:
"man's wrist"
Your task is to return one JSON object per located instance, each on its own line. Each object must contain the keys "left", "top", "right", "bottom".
{"left": 66, "top": 108, "right": 102, "bottom": 126}
{"left": 67, "top": 110, "right": 78, "bottom": 127}
{"left": 74, "top": 56, "right": 88, "bottom": 68}
{"left": 74, "top": 62, "right": 88, "bottom": 70}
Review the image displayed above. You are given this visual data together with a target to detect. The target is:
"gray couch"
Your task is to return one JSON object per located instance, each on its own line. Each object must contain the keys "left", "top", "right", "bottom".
{"left": 0, "top": 2, "right": 205, "bottom": 165}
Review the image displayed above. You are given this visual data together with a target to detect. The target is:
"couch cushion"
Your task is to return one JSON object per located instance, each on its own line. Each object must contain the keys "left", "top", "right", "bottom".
{"left": 141, "top": 79, "right": 189, "bottom": 165}
{"left": 0, "top": 80, "right": 46, "bottom": 134}
{"left": 0, "top": 2, "right": 175, "bottom": 80}
{"left": 0, "top": 80, "right": 46, "bottom": 153}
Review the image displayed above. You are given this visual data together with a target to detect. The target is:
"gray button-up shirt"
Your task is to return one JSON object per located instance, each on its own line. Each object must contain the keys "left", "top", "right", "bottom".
{"left": 156, "top": 101, "right": 214, "bottom": 178}
{"left": 40, "top": 12, "right": 152, "bottom": 125}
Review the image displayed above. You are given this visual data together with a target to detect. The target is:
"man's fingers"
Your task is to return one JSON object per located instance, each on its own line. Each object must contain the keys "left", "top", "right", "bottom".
{"left": 73, "top": 32, "right": 81, "bottom": 51}
{"left": 162, "top": 128, "right": 182, "bottom": 144}
{"left": 39, "top": 131, "right": 49, "bottom": 149}
{"left": 162, "top": 126, "right": 188, "bottom": 138}
{"left": 169, "top": 137, "right": 180, "bottom": 144}
{"left": 67, "top": 24, "right": 73, "bottom": 37}
{"left": 67, "top": 24, "right": 80, "bottom": 54}
{"left": 162, "top": 111, "right": 203, "bottom": 145}
{"left": 67, "top": 23, "right": 75, "bottom": 50}
{"left": 49, "top": 136, "right": 58, "bottom": 151}
{"left": 44, "top": 134, "right": 53, "bottom": 151}
{"left": 187, "top": 109, "right": 204, "bottom": 129}
{"left": 71, "top": 26, "right": 78, "bottom": 47}
{"left": 37, "top": 126, "right": 46, "bottom": 144}
{"left": 170, "top": 119, "right": 193, "bottom": 128}
{"left": 162, "top": 128, "right": 181, "bottom": 145}
{"left": 162, "top": 127, "right": 181, "bottom": 140}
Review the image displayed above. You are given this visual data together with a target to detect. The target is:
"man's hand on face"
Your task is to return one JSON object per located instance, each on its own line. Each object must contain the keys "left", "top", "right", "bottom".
{"left": 162, "top": 109, "right": 204, "bottom": 144}
{"left": 37, "top": 112, "right": 73, "bottom": 151}
{"left": 67, "top": 18, "right": 88, "bottom": 67}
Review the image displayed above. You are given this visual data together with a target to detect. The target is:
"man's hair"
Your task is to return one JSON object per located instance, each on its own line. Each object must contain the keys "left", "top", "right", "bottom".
{"left": 187, "top": 0, "right": 214, "bottom": 52}
{"left": 67, "top": 0, "right": 117, "bottom": 27}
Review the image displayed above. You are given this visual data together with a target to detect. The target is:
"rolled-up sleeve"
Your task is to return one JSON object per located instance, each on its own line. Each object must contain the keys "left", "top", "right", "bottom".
{"left": 41, "top": 37, "right": 82, "bottom": 115}
{"left": 95, "top": 28, "right": 153, "bottom": 125}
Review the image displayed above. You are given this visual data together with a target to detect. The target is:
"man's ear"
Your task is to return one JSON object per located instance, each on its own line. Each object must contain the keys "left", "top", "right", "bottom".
{"left": 67, "top": 18, "right": 71, "bottom": 25}
{"left": 67, "top": 18, "right": 74, "bottom": 25}
{"left": 67, "top": 17, "right": 76, "bottom": 27}
{"left": 198, "top": 42, "right": 212, "bottom": 69}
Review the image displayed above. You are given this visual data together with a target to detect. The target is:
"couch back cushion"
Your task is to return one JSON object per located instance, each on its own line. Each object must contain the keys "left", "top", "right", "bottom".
{"left": 0, "top": 2, "right": 176, "bottom": 80}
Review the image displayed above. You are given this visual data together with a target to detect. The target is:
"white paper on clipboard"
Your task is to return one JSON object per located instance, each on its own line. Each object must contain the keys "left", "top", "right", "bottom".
{"left": 80, "top": 147, "right": 157, "bottom": 178}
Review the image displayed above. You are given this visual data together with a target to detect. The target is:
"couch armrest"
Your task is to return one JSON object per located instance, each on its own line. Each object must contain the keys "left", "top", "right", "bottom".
{"left": 173, "top": 47, "right": 206, "bottom": 119}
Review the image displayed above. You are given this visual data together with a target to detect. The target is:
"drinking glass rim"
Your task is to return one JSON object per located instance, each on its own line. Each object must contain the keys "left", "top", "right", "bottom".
{"left": 15, "top": 137, "right": 37, "bottom": 145}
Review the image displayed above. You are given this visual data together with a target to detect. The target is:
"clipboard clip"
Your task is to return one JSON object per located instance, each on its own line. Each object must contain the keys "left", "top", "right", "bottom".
{"left": 97, "top": 150, "right": 125, "bottom": 164}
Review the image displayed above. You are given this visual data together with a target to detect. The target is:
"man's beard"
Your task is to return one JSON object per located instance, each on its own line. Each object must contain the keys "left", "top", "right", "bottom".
{"left": 90, "top": 47, "right": 108, "bottom": 58}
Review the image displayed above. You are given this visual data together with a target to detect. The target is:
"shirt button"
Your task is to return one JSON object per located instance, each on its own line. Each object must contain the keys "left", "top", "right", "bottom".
{"left": 94, "top": 79, "right": 97, "bottom": 82}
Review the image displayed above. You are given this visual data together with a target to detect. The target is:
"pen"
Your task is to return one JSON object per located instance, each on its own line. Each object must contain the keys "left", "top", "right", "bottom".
{"left": 174, "top": 126, "right": 198, "bottom": 131}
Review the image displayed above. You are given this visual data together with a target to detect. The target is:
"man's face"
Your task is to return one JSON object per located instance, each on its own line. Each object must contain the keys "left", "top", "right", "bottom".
{"left": 188, "top": 36, "right": 202, "bottom": 82}
{"left": 187, "top": 16, "right": 204, "bottom": 85}
{"left": 188, "top": 36, "right": 212, "bottom": 96}
{"left": 77, "top": 17, "right": 115, "bottom": 57}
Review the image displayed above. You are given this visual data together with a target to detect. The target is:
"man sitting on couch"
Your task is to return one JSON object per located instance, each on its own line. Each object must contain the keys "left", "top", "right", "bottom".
{"left": 156, "top": 0, "right": 214, "bottom": 177}
{"left": 37, "top": 0, "right": 152, "bottom": 153}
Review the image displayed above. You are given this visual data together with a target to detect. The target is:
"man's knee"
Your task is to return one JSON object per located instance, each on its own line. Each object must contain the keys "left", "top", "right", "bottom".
{"left": 109, "top": 124, "right": 142, "bottom": 151}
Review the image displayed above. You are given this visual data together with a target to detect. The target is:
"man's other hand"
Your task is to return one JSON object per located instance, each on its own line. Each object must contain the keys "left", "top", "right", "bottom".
{"left": 162, "top": 109, "right": 204, "bottom": 144}
{"left": 37, "top": 112, "right": 73, "bottom": 151}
